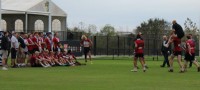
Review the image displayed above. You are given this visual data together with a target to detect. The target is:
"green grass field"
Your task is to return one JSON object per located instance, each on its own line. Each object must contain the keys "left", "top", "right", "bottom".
{"left": 0, "top": 57, "right": 200, "bottom": 90}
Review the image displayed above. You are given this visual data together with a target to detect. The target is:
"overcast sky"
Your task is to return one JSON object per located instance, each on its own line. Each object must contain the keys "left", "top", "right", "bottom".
{"left": 52, "top": 0, "right": 200, "bottom": 31}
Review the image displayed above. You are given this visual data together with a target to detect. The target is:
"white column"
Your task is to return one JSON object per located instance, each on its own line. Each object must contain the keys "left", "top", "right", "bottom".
{"left": 25, "top": 12, "right": 28, "bottom": 33}
{"left": 48, "top": 0, "right": 52, "bottom": 32}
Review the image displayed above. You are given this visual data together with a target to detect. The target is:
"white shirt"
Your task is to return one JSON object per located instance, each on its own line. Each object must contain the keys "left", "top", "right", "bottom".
{"left": 24, "top": 39, "right": 28, "bottom": 52}
{"left": 11, "top": 35, "right": 19, "bottom": 48}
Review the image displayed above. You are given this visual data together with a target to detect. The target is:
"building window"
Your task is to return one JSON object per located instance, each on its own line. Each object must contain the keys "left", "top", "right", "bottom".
{"left": 52, "top": 19, "right": 61, "bottom": 31}
{"left": 1, "top": 19, "right": 7, "bottom": 31}
{"left": 35, "top": 20, "right": 44, "bottom": 32}
{"left": 15, "top": 19, "right": 23, "bottom": 32}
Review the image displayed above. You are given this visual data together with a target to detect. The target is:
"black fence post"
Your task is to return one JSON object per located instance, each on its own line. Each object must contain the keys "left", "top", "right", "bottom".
{"left": 113, "top": 49, "right": 115, "bottom": 60}
{"left": 117, "top": 36, "right": 120, "bottom": 56}
{"left": 157, "top": 50, "right": 159, "bottom": 61}
{"left": 107, "top": 36, "right": 109, "bottom": 55}
{"left": 124, "top": 37, "right": 126, "bottom": 56}
{"left": 94, "top": 36, "right": 96, "bottom": 56}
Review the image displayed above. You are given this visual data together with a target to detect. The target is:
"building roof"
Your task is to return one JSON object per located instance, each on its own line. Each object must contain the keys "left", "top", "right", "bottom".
{"left": 2, "top": 0, "right": 67, "bottom": 17}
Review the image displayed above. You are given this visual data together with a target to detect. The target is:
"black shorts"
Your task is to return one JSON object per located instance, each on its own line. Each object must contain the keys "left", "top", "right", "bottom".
{"left": 135, "top": 53, "right": 144, "bottom": 58}
{"left": 11, "top": 48, "right": 17, "bottom": 59}
{"left": 184, "top": 53, "right": 195, "bottom": 62}
{"left": 173, "top": 51, "right": 182, "bottom": 56}
{"left": 84, "top": 47, "right": 91, "bottom": 54}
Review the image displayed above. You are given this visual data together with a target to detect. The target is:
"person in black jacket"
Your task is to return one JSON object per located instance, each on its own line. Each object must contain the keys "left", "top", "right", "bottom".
{"left": 160, "top": 35, "right": 171, "bottom": 67}
{"left": 1, "top": 31, "right": 10, "bottom": 70}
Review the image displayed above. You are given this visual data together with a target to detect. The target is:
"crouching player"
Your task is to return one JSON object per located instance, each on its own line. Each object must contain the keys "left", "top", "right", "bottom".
{"left": 131, "top": 34, "right": 146, "bottom": 72}
{"left": 67, "top": 50, "right": 83, "bottom": 66}
{"left": 30, "top": 51, "right": 50, "bottom": 67}
{"left": 184, "top": 35, "right": 200, "bottom": 72}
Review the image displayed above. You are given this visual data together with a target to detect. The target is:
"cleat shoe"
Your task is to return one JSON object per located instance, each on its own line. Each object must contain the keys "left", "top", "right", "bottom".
{"left": 2, "top": 67, "right": 8, "bottom": 70}
{"left": 131, "top": 68, "right": 138, "bottom": 72}
{"left": 143, "top": 67, "right": 146, "bottom": 72}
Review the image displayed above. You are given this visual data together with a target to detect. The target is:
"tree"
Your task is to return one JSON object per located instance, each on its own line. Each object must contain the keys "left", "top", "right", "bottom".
{"left": 100, "top": 24, "right": 116, "bottom": 36}
{"left": 88, "top": 24, "right": 97, "bottom": 36}
{"left": 184, "top": 18, "right": 199, "bottom": 35}
{"left": 135, "top": 18, "right": 171, "bottom": 38}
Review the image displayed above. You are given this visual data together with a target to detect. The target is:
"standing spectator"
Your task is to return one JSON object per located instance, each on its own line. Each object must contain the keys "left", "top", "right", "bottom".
{"left": 5, "top": 31, "right": 11, "bottom": 67}
{"left": 17, "top": 32, "right": 26, "bottom": 67}
{"left": 53, "top": 32, "right": 60, "bottom": 52}
{"left": 80, "top": 35, "right": 93, "bottom": 64}
{"left": 1, "top": 31, "right": 10, "bottom": 70}
{"left": 11, "top": 32, "right": 19, "bottom": 68}
{"left": 23, "top": 34, "right": 29, "bottom": 66}
{"left": 160, "top": 35, "right": 171, "bottom": 67}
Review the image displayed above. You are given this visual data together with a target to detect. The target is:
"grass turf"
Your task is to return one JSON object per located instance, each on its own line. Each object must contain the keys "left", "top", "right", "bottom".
{"left": 0, "top": 57, "right": 200, "bottom": 90}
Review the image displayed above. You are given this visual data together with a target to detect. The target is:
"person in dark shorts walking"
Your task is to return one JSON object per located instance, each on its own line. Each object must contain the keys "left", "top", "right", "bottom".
{"left": 80, "top": 35, "right": 93, "bottom": 64}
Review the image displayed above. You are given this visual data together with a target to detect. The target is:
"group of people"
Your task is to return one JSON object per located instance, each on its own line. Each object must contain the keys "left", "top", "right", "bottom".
{"left": 161, "top": 20, "right": 200, "bottom": 73}
{"left": 1, "top": 32, "right": 85, "bottom": 70}
{"left": 132, "top": 20, "right": 200, "bottom": 73}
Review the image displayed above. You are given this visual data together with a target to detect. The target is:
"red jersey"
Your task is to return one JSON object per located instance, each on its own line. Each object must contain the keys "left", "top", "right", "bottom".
{"left": 39, "top": 37, "right": 45, "bottom": 49}
{"left": 44, "top": 54, "right": 50, "bottom": 59}
{"left": 27, "top": 38, "right": 34, "bottom": 51}
{"left": 186, "top": 39, "right": 195, "bottom": 54}
{"left": 32, "top": 36, "right": 39, "bottom": 49}
{"left": 53, "top": 37, "right": 60, "bottom": 48}
{"left": 173, "top": 37, "right": 182, "bottom": 52}
{"left": 45, "top": 37, "right": 52, "bottom": 51}
{"left": 81, "top": 39, "right": 92, "bottom": 47}
{"left": 134, "top": 39, "right": 144, "bottom": 54}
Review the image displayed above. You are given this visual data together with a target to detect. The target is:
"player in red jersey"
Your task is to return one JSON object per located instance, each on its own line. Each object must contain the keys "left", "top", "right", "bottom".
{"left": 26, "top": 34, "right": 35, "bottom": 66}
{"left": 32, "top": 32, "right": 40, "bottom": 52}
{"left": 30, "top": 51, "right": 49, "bottom": 67}
{"left": 53, "top": 32, "right": 60, "bottom": 52}
{"left": 38, "top": 32, "right": 45, "bottom": 52}
{"left": 183, "top": 35, "right": 200, "bottom": 72}
{"left": 45, "top": 33, "right": 53, "bottom": 51}
{"left": 131, "top": 34, "right": 146, "bottom": 72}
{"left": 80, "top": 35, "right": 93, "bottom": 64}
{"left": 166, "top": 33, "right": 184, "bottom": 73}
